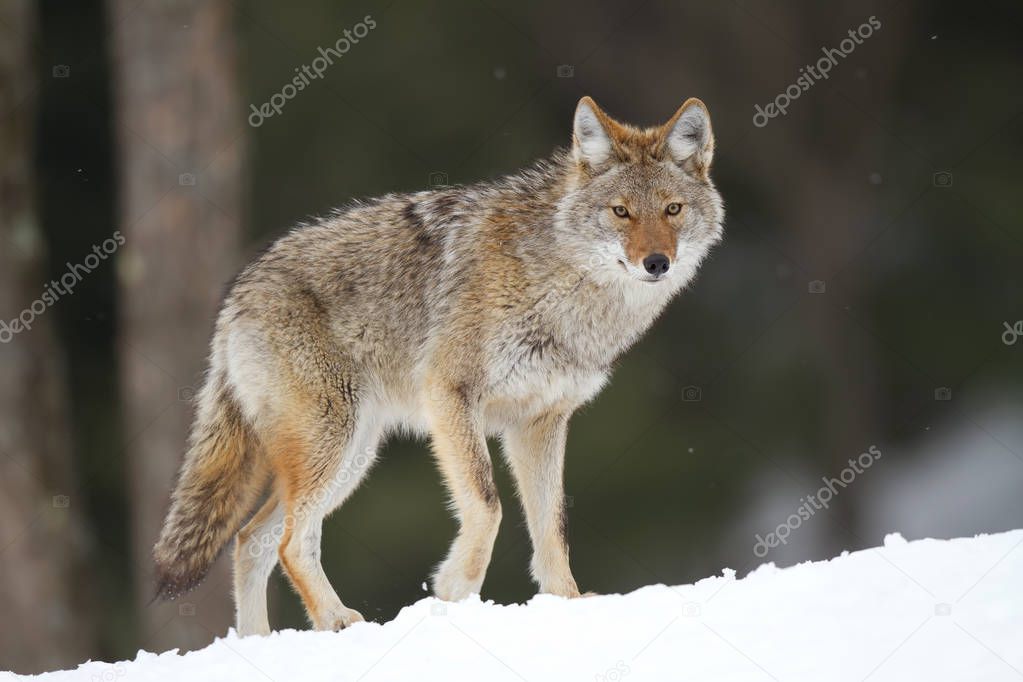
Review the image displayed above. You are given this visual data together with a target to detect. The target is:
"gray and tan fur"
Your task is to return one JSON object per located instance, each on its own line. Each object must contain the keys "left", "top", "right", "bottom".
{"left": 153, "top": 96, "right": 724, "bottom": 635}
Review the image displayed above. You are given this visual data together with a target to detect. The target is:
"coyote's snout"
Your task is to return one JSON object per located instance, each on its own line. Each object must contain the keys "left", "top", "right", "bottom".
{"left": 154, "top": 96, "right": 724, "bottom": 635}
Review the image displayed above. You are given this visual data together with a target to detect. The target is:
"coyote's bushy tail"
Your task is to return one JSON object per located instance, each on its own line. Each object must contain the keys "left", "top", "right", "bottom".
{"left": 153, "top": 379, "right": 264, "bottom": 600}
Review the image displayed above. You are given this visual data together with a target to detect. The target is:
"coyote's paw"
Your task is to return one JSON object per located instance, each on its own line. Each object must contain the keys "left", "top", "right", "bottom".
{"left": 433, "top": 573, "right": 481, "bottom": 602}
{"left": 541, "top": 588, "right": 597, "bottom": 599}
{"left": 316, "top": 606, "right": 364, "bottom": 631}
{"left": 538, "top": 575, "right": 585, "bottom": 599}
{"left": 433, "top": 560, "right": 485, "bottom": 602}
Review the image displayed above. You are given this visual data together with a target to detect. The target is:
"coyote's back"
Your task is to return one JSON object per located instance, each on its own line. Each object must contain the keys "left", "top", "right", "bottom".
{"left": 154, "top": 96, "right": 723, "bottom": 635}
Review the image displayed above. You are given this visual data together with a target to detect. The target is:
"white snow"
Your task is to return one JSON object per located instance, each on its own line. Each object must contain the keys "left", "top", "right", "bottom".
{"left": 8, "top": 529, "right": 1022, "bottom": 681}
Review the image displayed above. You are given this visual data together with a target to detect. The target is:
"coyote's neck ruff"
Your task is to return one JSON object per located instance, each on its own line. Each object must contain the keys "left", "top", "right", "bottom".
{"left": 154, "top": 96, "right": 724, "bottom": 635}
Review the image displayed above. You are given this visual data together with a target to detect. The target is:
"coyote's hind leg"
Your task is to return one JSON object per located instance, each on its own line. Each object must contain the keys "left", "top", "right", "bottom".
{"left": 271, "top": 402, "right": 381, "bottom": 631}
{"left": 234, "top": 494, "right": 284, "bottom": 636}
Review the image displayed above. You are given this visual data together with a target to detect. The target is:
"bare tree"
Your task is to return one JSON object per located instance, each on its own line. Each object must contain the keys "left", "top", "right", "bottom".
{"left": 0, "top": 0, "right": 96, "bottom": 673}
{"left": 109, "top": 0, "right": 245, "bottom": 653}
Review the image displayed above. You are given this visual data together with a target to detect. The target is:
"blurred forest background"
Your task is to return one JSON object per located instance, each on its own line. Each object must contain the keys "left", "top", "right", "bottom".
{"left": 1, "top": 0, "right": 1021, "bottom": 674}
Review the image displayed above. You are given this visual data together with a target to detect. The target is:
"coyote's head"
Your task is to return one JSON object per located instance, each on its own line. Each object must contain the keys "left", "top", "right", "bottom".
{"left": 559, "top": 96, "right": 724, "bottom": 286}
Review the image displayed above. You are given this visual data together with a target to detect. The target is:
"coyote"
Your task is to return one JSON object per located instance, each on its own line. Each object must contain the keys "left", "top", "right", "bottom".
{"left": 154, "top": 96, "right": 724, "bottom": 635}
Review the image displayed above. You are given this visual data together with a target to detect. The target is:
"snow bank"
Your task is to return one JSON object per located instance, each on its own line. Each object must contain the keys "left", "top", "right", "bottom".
{"left": 9, "top": 530, "right": 1022, "bottom": 681}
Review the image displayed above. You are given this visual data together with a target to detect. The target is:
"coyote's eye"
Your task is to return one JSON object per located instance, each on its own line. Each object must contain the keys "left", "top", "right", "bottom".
{"left": 612, "top": 205, "right": 629, "bottom": 218}
{"left": 666, "top": 202, "right": 683, "bottom": 216}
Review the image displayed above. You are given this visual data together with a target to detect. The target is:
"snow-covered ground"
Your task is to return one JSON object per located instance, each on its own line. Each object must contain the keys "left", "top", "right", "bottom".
{"left": 9, "top": 529, "right": 1022, "bottom": 681}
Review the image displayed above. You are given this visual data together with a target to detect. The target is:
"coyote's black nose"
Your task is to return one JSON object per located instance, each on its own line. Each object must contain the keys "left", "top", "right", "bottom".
{"left": 643, "top": 253, "right": 670, "bottom": 276}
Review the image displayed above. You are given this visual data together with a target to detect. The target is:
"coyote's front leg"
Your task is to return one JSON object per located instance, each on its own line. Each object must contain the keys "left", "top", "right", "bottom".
{"left": 426, "top": 382, "right": 503, "bottom": 601}
{"left": 501, "top": 410, "right": 581, "bottom": 598}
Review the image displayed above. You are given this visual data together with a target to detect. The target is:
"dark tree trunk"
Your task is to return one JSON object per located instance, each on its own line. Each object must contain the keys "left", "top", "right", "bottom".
{"left": 0, "top": 0, "right": 96, "bottom": 673}
{"left": 109, "top": 0, "right": 245, "bottom": 653}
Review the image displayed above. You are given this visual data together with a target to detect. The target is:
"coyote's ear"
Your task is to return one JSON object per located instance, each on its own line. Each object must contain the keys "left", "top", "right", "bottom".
{"left": 573, "top": 96, "right": 615, "bottom": 171}
{"left": 664, "top": 98, "right": 714, "bottom": 178}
